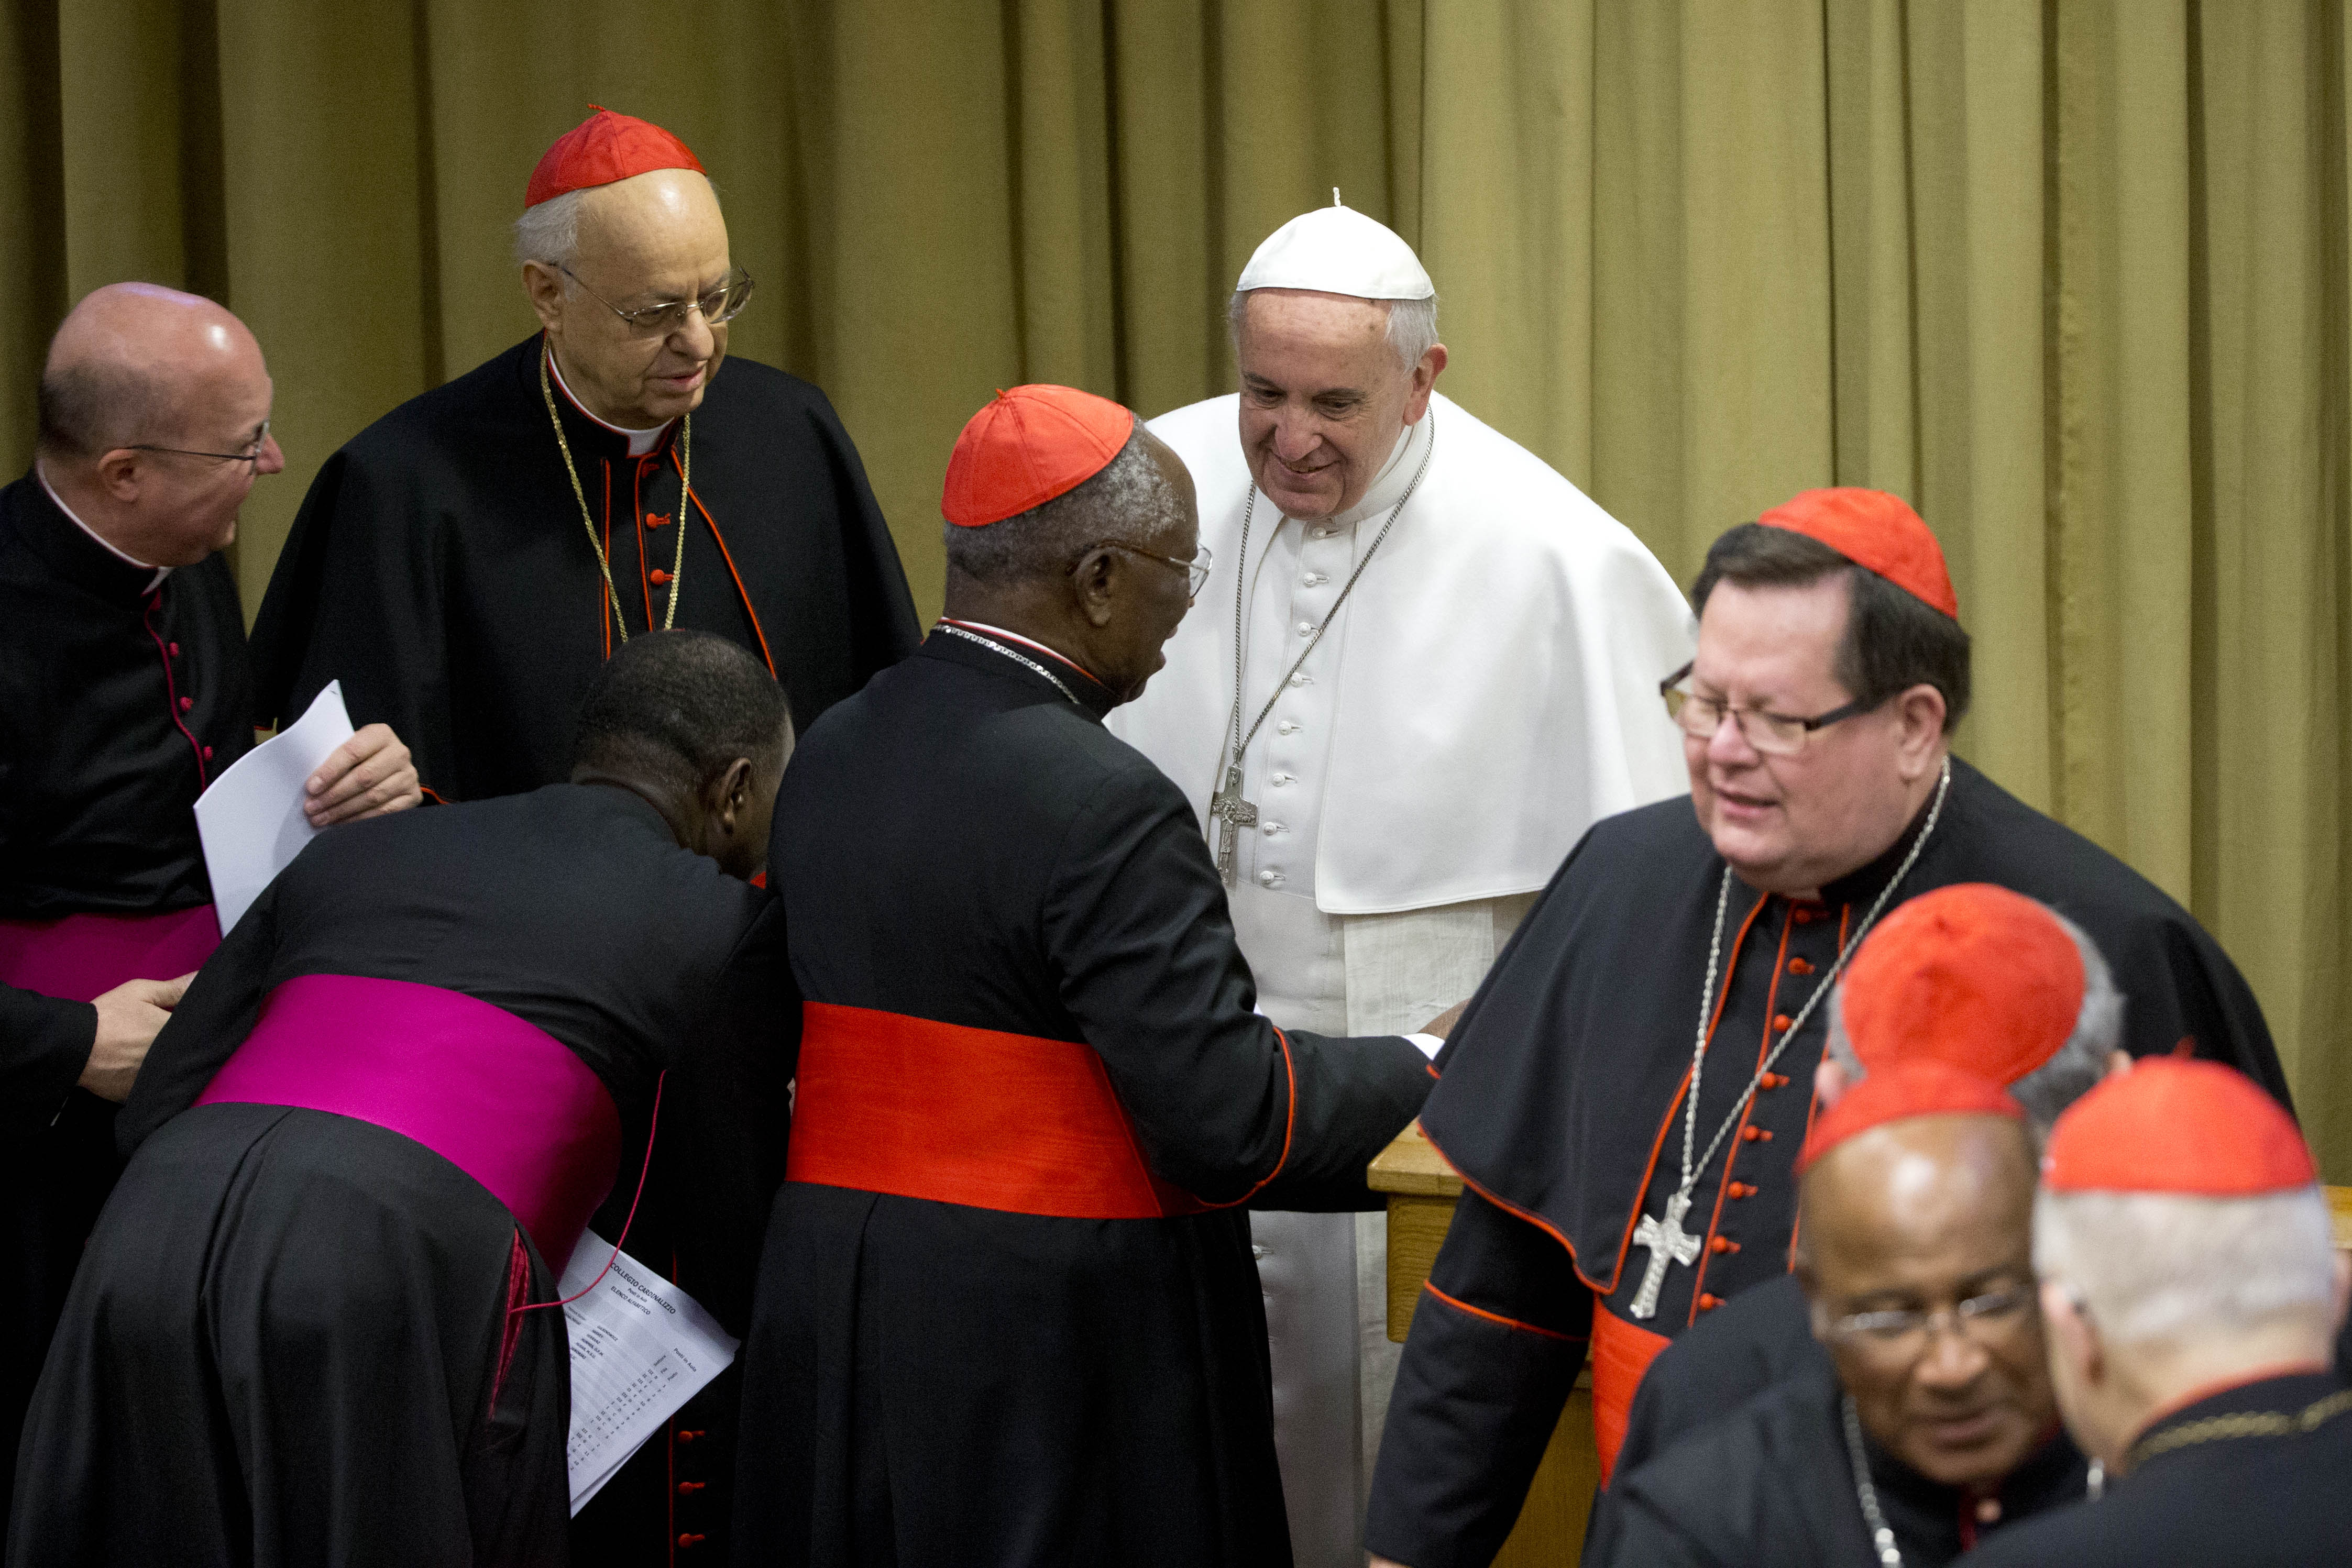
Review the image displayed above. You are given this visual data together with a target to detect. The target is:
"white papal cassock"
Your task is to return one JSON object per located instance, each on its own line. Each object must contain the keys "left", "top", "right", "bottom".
{"left": 1111, "top": 388, "right": 1693, "bottom": 1567}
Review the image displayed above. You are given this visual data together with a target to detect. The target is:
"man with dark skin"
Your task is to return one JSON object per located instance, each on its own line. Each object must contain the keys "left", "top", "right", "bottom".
{"left": 1591, "top": 1066, "right": 2089, "bottom": 1566}
{"left": 10, "top": 630, "right": 792, "bottom": 1568}
{"left": 734, "top": 385, "right": 1446, "bottom": 1567}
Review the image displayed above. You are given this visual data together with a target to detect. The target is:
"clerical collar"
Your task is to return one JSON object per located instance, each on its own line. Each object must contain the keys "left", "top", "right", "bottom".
{"left": 35, "top": 463, "right": 169, "bottom": 592}
{"left": 1317, "top": 408, "right": 1433, "bottom": 531}
{"left": 545, "top": 345, "right": 673, "bottom": 456}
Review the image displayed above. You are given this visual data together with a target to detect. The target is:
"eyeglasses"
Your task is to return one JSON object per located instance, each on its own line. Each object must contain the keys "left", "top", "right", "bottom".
{"left": 126, "top": 419, "right": 272, "bottom": 467}
{"left": 1660, "top": 661, "right": 1875, "bottom": 755}
{"left": 1071, "top": 540, "right": 1214, "bottom": 598}
{"left": 559, "top": 264, "right": 756, "bottom": 337}
{"left": 1822, "top": 1285, "right": 2035, "bottom": 1358}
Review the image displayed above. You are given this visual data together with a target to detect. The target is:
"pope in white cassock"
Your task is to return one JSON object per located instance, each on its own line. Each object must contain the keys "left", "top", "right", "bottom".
{"left": 1109, "top": 199, "right": 1695, "bottom": 1567}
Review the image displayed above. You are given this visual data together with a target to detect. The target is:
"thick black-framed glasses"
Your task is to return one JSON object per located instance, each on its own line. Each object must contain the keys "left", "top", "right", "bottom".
{"left": 559, "top": 264, "right": 756, "bottom": 337}
{"left": 1659, "top": 661, "right": 1873, "bottom": 755}
{"left": 126, "top": 418, "right": 271, "bottom": 467}
{"left": 1071, "top": 539, "right": 1213, "bottom": 598}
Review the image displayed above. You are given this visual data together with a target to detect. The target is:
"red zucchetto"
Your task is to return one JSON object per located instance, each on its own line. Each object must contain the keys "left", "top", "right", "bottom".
{"left": 1758, "top": 487, "right": 1959, "bottom": 620}
{"left": 942, "top": 385, "right": 1136, "bottom": 528}
{"left": 2042, "top": 1056, "right": 2314, "bottom": 1195}
{"left": 1837, "top": 884, "right": 2086, "bottom": 1086}
{"left": 1797, "top": 1059, "right": 2022, "bottom": 1175}
{"left": 525, "top": 107, "right": 706, "bottom": 210}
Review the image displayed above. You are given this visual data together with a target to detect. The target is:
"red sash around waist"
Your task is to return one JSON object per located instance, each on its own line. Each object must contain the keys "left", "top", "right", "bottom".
{"left": 195, "top": 974, "right": 622, "bottom": 1274}
{"left": 0, "top": 904, "right": 223, "bottom": 1002}
{"left": 1589, "top": 1298, "right": 1672, "bottom": 1485}
{"left": 786, "top": 1001, "right": 1211, "bottom": 1220}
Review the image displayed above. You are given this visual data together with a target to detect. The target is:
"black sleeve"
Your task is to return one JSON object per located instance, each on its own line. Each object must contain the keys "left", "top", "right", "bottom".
{"left": 1, "top": 984, "right": 95, "bottom": 1137}
{"left": 114, "top": 886, "right": 278, "bottom": 1155}
{"left": 1042, "top": 767, "right": 1432, "bottom": 1210}
{"left": 1582, "top": 1482, "right": 1725, "bottom": 1568}
{"left": 1614, "top": 1275, "right": 1822, "bottom": 1480}
{"left": 248, "top": 450, "right": 458, "bottom": 796}
{"left": 805, "top": 387, "right": 921, "bottom": 682}
{"left": 1367, "top": 1189, "right": 1592, "bottom": 1568}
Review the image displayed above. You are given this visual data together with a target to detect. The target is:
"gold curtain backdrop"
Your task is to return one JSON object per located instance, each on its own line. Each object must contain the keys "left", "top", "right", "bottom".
{"left": 2, "top": 1, "right": 2347, "bottom": 1168}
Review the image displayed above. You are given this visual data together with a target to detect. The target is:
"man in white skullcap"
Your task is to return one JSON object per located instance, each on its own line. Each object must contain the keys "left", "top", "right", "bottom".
{"left": 1109, "top": 196, "right": 1692, "bottom": 1567}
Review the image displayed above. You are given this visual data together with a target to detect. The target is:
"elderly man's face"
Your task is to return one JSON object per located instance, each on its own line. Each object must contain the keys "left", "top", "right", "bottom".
{"left": 1234, "top": 290, "right": 1439, "bottom": 520}
{"left": 1096, "top": 435, "right": 1202, "bottom": 702}
{"left": 534, "top": 170, "right": 731, "bottom": 428}
{"left": 1802, "top": 1114, "right": 2053, "bottom": 1490}
{"left": 1687, "top": 575, "right": 1942, "bottom": 898}
{"left": 141, "top": 323, "right": 285, "bottom": 566}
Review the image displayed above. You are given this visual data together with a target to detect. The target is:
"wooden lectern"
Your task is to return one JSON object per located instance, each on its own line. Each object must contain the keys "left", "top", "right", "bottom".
{"left": 1373, "top": 1113, "right": 2352, "bottom": 1568}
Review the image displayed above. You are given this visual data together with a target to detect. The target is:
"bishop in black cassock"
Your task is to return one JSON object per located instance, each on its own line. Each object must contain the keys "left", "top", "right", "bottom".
{"left": 250, "top": 109, "right": 917, "bottom": 806}
{"left": 1, "top": 284, "right": 417, "bottom": 1539}
{"left": 6, "top": 631, "right": 792, "bottom": 1568}
{"left": 1365, "top": 492, "right": 2287, "bottom": 1568}
{"left": 734, "top": 387, "right": 1439, "bottom": 1566}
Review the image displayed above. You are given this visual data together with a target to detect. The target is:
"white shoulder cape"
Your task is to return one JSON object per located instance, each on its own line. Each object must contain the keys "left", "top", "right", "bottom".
{"left": 1110, "top": 390, "right": 1695, "bottom": 915}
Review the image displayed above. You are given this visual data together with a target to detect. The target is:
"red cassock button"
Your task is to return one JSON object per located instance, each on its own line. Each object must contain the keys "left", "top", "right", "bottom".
{"left": 1741, "top": 1125, "right": 1772, "bottom": 1142}
{"left": 646, "top": 511, "right": 671, "bottom": 529}
{"left": 1791, "top": 908, "right": 1811, "bottom": 924}
{"left": 1697, "top": 1293, "right": 1722, "bottom": 1311}
{"left": 1728, "top": 1181, "right": 1756, "bottom": 1198}
{"left": 1787, "top": 957, "right": 1814, "bottom": 975}
{"left": 678, "top": 1534, "right": 706, "bottom": 1549}
{"left": 203, "top": 745, "right": 214, "bottom": 760}
{"left": 650, "top": 568, "right": 673, "bottom": 585}
{"left": 167, "top": 641, "right": 180, "bottom": 657}
{"left": 1709, "top": 1236, "right": 1740, "bottom": 1254}
{"left": 1772, "top": 1013, "right": 1794, "bottom": 1032}
{"left": 179, "top": 696, "right": 193, "bottom": 711}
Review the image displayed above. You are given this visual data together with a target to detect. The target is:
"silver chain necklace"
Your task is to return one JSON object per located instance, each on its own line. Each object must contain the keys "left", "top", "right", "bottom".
{"left": 1206, "top": 413, "right": 1438, "bottom": 886}
{"left": 1841, "top": 1390, "right": 2104, "bottom": 1566}
{"left": 935, "top": 621, "right": 1081, "bottom": 706}
{"left": 1627, "top": 757, "right": 1952, "bottom": 1319}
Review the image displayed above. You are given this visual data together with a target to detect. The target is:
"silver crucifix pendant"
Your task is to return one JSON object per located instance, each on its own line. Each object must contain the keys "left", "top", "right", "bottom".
{"left": 1208, "top": 766, "right": 1258, "bottom": 887}
{"left": 1628, "top": 1190, "right": 1703, "bottom": 1319}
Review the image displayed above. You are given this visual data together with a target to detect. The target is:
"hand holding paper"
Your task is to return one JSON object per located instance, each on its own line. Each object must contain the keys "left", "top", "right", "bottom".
{"left": 303, "top": 721, "right": 421, "bottom": 825}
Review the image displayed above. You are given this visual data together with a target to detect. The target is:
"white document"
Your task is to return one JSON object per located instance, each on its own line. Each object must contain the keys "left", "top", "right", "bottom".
{"left": 560, "top": 1231, "right": 740, "bottom": 1515}
{"left": 193, "top": 681, "right": 354, "bottom": 936}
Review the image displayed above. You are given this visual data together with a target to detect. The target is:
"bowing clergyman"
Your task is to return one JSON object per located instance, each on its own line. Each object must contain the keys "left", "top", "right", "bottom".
{"left": 1109, "top": 197, "right": 1691, "bottom": 1568}
{"left": 251, "top": 107, "right": 918, "bottom": 805}
{"left": 733, "top": 385, "right": 1444, "bottom": 1567}
{"left": 1368, "top": 490, "right": 2289, "bottom": 1568}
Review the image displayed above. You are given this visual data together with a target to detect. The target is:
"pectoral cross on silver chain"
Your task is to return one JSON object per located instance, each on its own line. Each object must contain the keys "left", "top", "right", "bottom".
{"left": 1625, "top": 758, "right": 1953, "bottom": 1320}
{"left": 1209, "top": 766, "right": 1259, "bottom": 884}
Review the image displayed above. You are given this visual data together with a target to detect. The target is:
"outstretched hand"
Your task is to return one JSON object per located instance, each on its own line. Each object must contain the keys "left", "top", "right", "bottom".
{"left": 80, "top": 972, "right": 192, "bottom": 1102}
{"left": 304, "top": 723, "right": 422, "bottom": 826}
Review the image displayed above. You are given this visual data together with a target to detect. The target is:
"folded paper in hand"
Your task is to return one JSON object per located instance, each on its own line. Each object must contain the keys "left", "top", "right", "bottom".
{"left": 193, "top": 681, "right": 354, "bottom": 936}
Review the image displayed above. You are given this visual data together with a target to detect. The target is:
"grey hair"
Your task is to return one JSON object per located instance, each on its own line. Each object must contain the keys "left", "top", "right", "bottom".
{"left": 1226, "top": 289, "right": 1442, "bottom": 373}
{"left": 1824, "top": 907, "right": 2125, "bottom": 1138}
{"left": 2035, "top": 1185, "right": 2336, "bottom": 1346}
{"left": 513, "top": 189, "right": 586, "bottom": 281}
{"left": 942, "top": 422, "right": 1182, "bottom": 584}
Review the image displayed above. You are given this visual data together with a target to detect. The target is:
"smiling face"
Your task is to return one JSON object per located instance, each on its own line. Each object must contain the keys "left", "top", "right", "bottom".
{"left": 1686, "top": 574, "right": 1946, "bottom": 898}
{"left": 140, "top": 326, "right": 283, "bottom": 564}
{"left": 1803, "top": 1114, "right": 2054, "bottom": 1489}
{"left": 529, "top": 169, "right": 731, "bottom": 428}
{"left": 1233, "top": 289, "right": 1441, "bottom": 520}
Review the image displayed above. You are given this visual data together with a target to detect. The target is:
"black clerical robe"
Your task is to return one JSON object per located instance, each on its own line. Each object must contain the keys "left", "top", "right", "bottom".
{"left": 249, "top": 335, "right": 919, "bottom": 802}
{"left": 1588, "top": 1360, "right": 2090, "bottom": 1567}
{"left": 0, "top": 468, "right": 255, "bottom": 1534}
{"left": 1365, "top": 758, "right": 2287, "bottom": 1568}
{"left": 5, "top": 785, "right": 790, "bottom": 1568}
{"left": 731, "top": 629, "right": 1435, "bottom": 1567}
{"left": 1961, "top": 1369, "right": 2352, "bottom": 1566}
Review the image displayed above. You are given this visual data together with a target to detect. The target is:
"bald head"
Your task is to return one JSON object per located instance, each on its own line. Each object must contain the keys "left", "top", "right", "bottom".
{"left": 41, "top": 284, "right": 261, "bottom": 460}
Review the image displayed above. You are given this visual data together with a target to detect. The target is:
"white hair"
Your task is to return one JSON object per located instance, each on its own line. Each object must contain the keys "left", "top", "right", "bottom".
{"left": 513, "top": 190, "right": 586, "bottom": 283}
{"left": 1226, "top": 289, "right": 1441, "bottom": 373}
{"left": 1825, "top": 907, "right": 2124, "bottom": 1136}
{"left": 2035, "top": 1185, "right": 2336, "bottom": 1346}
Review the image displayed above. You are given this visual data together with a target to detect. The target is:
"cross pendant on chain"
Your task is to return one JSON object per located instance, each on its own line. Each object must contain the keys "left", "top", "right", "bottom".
{"left": 1208, "top": 765, "right": 1258, "bottom": 887}
{"left": 1628, "top": 1191, "right": 1703, "bottom": 1319}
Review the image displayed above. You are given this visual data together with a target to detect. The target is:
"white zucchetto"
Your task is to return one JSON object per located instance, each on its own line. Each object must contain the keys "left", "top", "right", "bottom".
{"left": 1234, "top": 191, "right": 1435, "bottom": 301}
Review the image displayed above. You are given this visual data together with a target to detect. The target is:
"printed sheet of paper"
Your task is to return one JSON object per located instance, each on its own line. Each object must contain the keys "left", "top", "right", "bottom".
{"left": 192, "top": 681, "right": 354, "bottom": 936}
{"left": 561, "top": 1231, "right": 740, "bottom": 1515}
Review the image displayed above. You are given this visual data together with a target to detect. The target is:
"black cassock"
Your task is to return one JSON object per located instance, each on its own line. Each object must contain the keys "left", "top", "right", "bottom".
{"left": 5, "top": 786, "right": 789, "bottom": 1568}
{"left": 1365, "top": 758, "right": 2288, "bottom": 1568}
{"left": 1615, "top": 1271, "right": 2352, "bottom": 1479}
{"left": 0, "top": 470, "right": 255, "bottom": 1533}
{"left": 1588, "top": 1359, "right": 2090, "bottom": 1567}
{"left": 1962, "top": 1369, "right": 2352, "bottom": 1566}
{"left": 732, "top": 630, "right": 1435, "bottom": 1567}
{"left": 249, "top": 335, "right": 919, "bottom": 802}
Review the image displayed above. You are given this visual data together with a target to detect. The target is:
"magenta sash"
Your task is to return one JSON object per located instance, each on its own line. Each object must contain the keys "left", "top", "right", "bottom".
{"left": 195, "top": 974, "right": 622, "bottom": 1274}
{"left": 0, "top": 905, "right": 222, "bottom": 1002}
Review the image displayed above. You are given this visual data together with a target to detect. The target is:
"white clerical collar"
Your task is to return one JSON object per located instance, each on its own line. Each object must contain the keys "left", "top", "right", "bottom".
{"left": 1316, "top": 412, "right": 1431, "bottom": 531}
{"left": 546, "top": 346, "right": 673, "bottom": 456}
{"left": 36, "top": 462, "right": 170, "bottom": 591}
